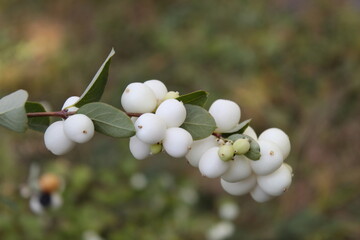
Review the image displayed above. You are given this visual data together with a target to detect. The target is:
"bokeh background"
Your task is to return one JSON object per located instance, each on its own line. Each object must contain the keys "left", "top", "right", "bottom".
{"left": 1, "top": 0, "right": 360, "bottom": 239}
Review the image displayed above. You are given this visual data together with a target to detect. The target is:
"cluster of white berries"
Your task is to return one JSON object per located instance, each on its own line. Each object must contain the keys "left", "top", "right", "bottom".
{"left": 44, "top": 96, "right": 95, "bottom": 155}
{"left": 186, "top": 99, "right": 293, "bottom": 202}
{"left": 122, "top": 80, "right": 194, "bottom": 159}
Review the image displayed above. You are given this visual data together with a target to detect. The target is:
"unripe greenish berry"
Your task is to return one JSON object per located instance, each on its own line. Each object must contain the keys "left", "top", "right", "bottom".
{"left": 150, "top": 143, "right": 162, "bottom": 155}
{"left": 163, "top": 91, "right": 180, "bottom": 100}
{"left": 233, "top": 138, "right": 250, "bottom": 155}
{"left": 62, "top": 96, "right": 80, "bottom": 112}
{"left": 44, "top": 121, "right": 75, "bottom": 155}
{"left": 121, "top": 82, "right": 157, "bottom": 113}
{"left": 144, "top": 79, "right": 168, "bottom": 102}
{"left": 63, "top": 114, "right": 95, "bottom": 143}
{"left": 218, "top": 144, "right": 235, "bottom": 161}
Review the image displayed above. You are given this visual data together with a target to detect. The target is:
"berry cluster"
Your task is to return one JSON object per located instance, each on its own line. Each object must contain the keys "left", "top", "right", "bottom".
{"left": 187, "top": 120, "right": 292, "bottom": 202}
{"left": 122, "top": 81, "right": 293, "bottom": 202}
{"left": 44, "top": 96, "right": 95, "bottom": 155}
{"left": 122, "top": 80, "right": 194, "bottom": 159}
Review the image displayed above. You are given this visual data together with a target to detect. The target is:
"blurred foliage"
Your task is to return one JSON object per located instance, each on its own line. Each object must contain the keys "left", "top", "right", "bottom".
{"left": 0, "top": 0, "right": 360, "bottom": 239}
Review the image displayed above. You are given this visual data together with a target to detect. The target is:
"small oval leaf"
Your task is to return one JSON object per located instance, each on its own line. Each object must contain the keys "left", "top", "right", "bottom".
{"left": 180, "top": 104, "right": 216, "bottom": 140}
{"left": 25, "top": 102, "right": 50, "bottom": 132}
{"left": 0, "top": 89, "right": 28, "bottom": 132}
{"left": 78, "top": 102, "right": 135, "bottom": 138}
{"left": 227, "top": 133, "right": 261, "bottom": 160}
{"left": 75, "top": 48, "right": 115, "bottom": 107}
{"left": 177, "top": 90, "right": 209, "bottom": 107}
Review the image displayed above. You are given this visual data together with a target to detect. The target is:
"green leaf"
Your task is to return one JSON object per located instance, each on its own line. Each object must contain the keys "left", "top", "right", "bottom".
{"left": 25, "top": 102, "right": 50, "bottom": 132}
{"left": 75, "top": 48, "right": 115, "bottom": 107}
{"left": 176, "top": 90, "right": 209, "bottom": 107}
{"left": 180, "top": 104, "right": 216, "bottom": 140}
{"left": 78, "top": 102, "right": 135, "bottom": 138}
{"left": 0, "top": 89, "right": 28, "bottom": 132}
{"left": 227, "top": 133, "right": 261, "bottom": 160}
{"left": 222, "top": 119, "right": 252, "bottom": 137}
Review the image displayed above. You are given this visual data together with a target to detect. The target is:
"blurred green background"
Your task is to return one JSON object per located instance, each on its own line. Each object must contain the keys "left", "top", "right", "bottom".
{"left": 1, "top": 0, "right": 360, "bottom": 239}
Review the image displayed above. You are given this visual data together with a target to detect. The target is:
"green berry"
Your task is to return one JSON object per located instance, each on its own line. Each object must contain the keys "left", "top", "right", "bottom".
{"left": 233, "top": 139, "right": 250, "bottom": 155}
{"left": 150, "top": 143, "right": 162, "bottom": 155}
{"left": 218, "top": 144, "right": 235, "bottom": 161}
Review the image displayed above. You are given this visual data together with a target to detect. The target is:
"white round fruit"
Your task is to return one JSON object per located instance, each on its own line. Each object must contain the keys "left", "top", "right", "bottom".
{"left": 259, "top": 128, "right": 291, "bottom": 159}
{"left": 44, "top": 121, "right": 75, "bottom": 155}
{"left": 155, "top": 99, "right": 186, "bottom": 127}
{"left": 249, "top": 140, "right": 284, "bottom": 175}
{"left": 257, "top": 164, "right": 292, "bottom": 196}
{"left": 185, "top": 135, "right": 218, "bottom": 167}
{"left": 144, "top": 79, "right": 168, "bottom": 102}
{"left": 220, "top": 174, "right": 256, "bottom": 196}
{"left": 121, "top": 82, "right": 157, "bottom": 113}
{"left": 162, "top": 127, "right": 193, "bottom": 158}
{"left": 243, "top": 126, "right": 257, "bottom": 140}
{"left": 62, "top": 96, "right": 80, "bottom": 112}
{"left": 250, "top": 185, "right": 274, "bottom": 203}
{"left": 199, "top": 147, "right": 230, "bottom": 178}
{"left": 129, "top": 136, "right": 151, "bottom": 160}
{"left": 135, "top": 113, "right": 166, "bottom": 144}
{"left": 63, "top": 114, "right": 95, "bottom": 143}
{"left": 221, "top": 155, "right": 252, "bottom": 182}
{"left": 209, "top": 99, "right": 241, "bottom": 133}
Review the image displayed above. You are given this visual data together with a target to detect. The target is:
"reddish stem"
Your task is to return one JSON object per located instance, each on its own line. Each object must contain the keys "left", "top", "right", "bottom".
{"left": 27, "top": 110, "right": 141, "bottom": 119}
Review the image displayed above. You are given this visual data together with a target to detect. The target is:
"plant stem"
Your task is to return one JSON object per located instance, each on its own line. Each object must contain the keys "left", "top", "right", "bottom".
{"left": 27, "top": 111, "right": 142, "bottom": 119}
{"left": 26, "top": 110, "right": 76, "bottom": 119}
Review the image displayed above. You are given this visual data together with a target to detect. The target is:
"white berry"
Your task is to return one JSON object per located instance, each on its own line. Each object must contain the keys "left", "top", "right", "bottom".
{"left": 243, "top": 126, "right": 257, "bottom": 140}
{"left": 249, "top": 140, "right": 284, "bottom": 175}
{"left": 250, "top": 185, "right": 274, "bottom": 203}
{"left": 135, "top": 113, "right": 166, "bottom": 144}
{"left": 257, "top": 164, "right": 293, "bottom": 196}
{"left": 185, "top": 135, "right": 218, "bottom": 167}
{"left": 44, "top": 121, "right": 75, "bottom": 155}
{"left": 199, "top": 147, "right": 230, "bottom": 178}
{"left": 63, "top": 114, "right": 95, "bottom": 143}
{"left": 62, "top": 96, "right": 80, "bottom": 112}
{"left": 221, "top": 155, "right": 252, "bottom": 182}
{"left": 209, "top": 99, "right": 241, "bottom": 133}
{"left": 259, "top": 128, "right": 291, "bottom": 159}
{"left": 155, "top": 99, "right": 186, "bottom": 127}
{"left": 220, "top": 174, "right": 256, "bottom": 196}
{"left": 121, "top": 82, "right": 157, "bottom": 113}
{"left": 162, "top": 127, "right": 193, "bottom": 158}
{"left": 129, "top": 136, "right": 151, "bottom": 160}
{"left": 144, "top": 79, "right": 168, "bottom": 102}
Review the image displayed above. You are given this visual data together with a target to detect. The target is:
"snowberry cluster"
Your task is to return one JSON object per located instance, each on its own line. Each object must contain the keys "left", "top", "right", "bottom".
{"left": 123, "top": 83, "right": 293, "bottom": 202}
{"left": 187, "top": 99, "right": 293, "bottom": 203}
{"left": 122, "top": 80, "right": 194, "bottom": 159}
{"left": 44, "top": 96, "right": 95, "bottom": 155}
